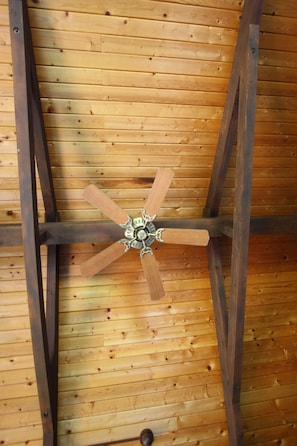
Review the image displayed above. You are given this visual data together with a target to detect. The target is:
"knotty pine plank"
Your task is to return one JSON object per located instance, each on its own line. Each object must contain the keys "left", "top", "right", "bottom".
{"left": 0, "top": 425, "right": 42, "bottom": 446}
{"left": 34, "top": 48, "right": 232, "bottom": 78}
{"left": 58, "top": 332, "right": 217, "bottom": 363}
{"left": 58, "top": 357, "right": 221, "bottom": 392}
{"left": 101, "top": 34, "right": 235, "bottom": 60}
{"left": 261, "top": 14, "right": 297, "bottom": 37}
{"left": 42, "top": 115, "right": 222, "bottom": 133}
{"left": 58, "top": 373, "right": 223, "bottom": 407}
{"left": 40, "top": 99, "right": 224, "bottom": 119}
{"left": 0, "top": 394, "right": 39, "bottom": 416}
{"left": 242, "top": 366, "right": 297, "bottom": 393}
{"left": 59, "top": 385, "right": 223, "bottom": 420}
{"left": 39, "top": 166, "right": 214, "bottom": 179}
{"left": 38, "top": 82, "right": 227, "bottom": 106}
{"left": 28, "top": 8, "right": 238, "bottom": 45}
{"left": 263, "top": 0, "right": 297, "bottom": 18}
{"left": 0, "top": 327, "right": 31, "bottom": 345}
{"left": 27, "top": 0, "right": 240, "bottom": 29}
{"left": 57, "top": 402, "right": 225, "bottom": 438}
{"left": 2, "top": 204, "right": 297, "bottom": 224}
{"left": 244, "top": 425, "right": 297, "bottom": 445}
{"left": 244, "top": 411, "right": 294, "bottom": 433}
{"left": 60, "top": 351, "right": 218, "bottom": 390}
{"left": 41, "top": 175, "right": 297, "bottom": 190}
{"left": 58, "top": 313, "right": 216, "bottom": 342}
{"left": 0, "top": 368, "right": 36, "bottom": 388}
{"left": 32, "top": 28, "right": 103, "bottom": 52}
{"left": 261, "top": 31, "right": 297, "bottom": 52}
{"left": 57, "top": 419, "right": 177, "bottom": 446}
{"left": 0, "top": 409, "right": 41, "bottom": 430}
{"left": 4, "top": 441, "right": 41, "bottom": 446}
{"left": 0, "top": 339, "right": 32, "bottom": 357}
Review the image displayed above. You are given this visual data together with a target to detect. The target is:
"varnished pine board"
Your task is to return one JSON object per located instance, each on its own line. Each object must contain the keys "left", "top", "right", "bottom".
{"left": 57, "top": 419, "right": 177, "bottom": 446}
{"left": 0, "top": 367, "right": 36, "bottom": 387}
{"left": 0, "top": 409, "right": 41, "bottom": 430}
{"left": 57, "top": 401, "right": 225, "bottom": 437}
{"left": 58, "top": 357, "right": 221, "bottom": 392}
{"left": 101, "top": 34, "right": 235, "bottom": 60}
{"left": 0, "top": 328, "right": 31, "bottom": 345}
{"left": 27, "top": 0, "right": 240, "bottom": 29}
{"left": 1, "top": 175, "right": 291, "bottom": 190}
{"left": 242, "top": 383, "right": 297, "bottom": 407}
{"left": 40, "top": 99, "right": 224, "bottom": 119}
{"left": 42, "top": 115, "right": 222, "bottom": 133}
{"left": 38, "top": 82, "right": 227, "bottom": 106}
{"left": 32, "top": 28, "right": 103, "bottom": 52}
{"left": 242, "top": 368, "right": 297, "bottom": 394}
{"left": 28, "top": 7, "right": 238, "bottom": 45}
{"left": 0, "top": 394, "right": 39, "bottom": 415}
{"left": 0, "top": 339, "right": 32, "bottom": 357}
{"left": 0, "top": 377, "right": 39, "bottom": 400}
{"left": 34, "top": 47, "right": 232, "bottom": 78}
{"left": 58, "top": 372, "right": 223, "bottom": 407}
{"left": 0, "top": 425, "right": 42, "bottom": 446}
{"left": 59, "top": 385, "right": 223, "bottom": 420}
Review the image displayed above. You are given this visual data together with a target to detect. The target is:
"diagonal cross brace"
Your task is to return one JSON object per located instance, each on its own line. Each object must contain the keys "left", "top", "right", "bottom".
{"left": 205, "top": 2, "right": 264, "bottom": 445}
{"left": 203, "top": 0, "right": 264, "bottom": 219}
{"left": 8, "top": 1, "right": 60, "bottom": 444}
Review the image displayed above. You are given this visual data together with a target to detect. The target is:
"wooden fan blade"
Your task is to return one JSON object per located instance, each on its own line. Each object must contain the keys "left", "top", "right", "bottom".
{"left": 80, "top": 241, "right": 127, "bottom": 278}
{"left": 141, "top": 251, "right": 165, "bottom": 300}
{"left": 158, "top": 228, "right": 209, "bottom": 246}
{"left": 144, "top": 168, "right": 174, "bottom": 217}
{"left": 83, "top": 184, "right": 129, "bottom": 225}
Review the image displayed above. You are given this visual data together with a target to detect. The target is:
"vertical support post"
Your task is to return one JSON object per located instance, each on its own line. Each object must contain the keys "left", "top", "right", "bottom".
{"left": 8, "top": 1, "right": 59, "bottom": 444}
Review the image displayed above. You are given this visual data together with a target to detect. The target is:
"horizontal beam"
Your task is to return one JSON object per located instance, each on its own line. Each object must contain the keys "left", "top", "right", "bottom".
{"left": 1, "top": 215, "right": 296, "bottom": 247}
{"left": 220, "top": 215, "right": 297, "bottom": 238}
{"left": 0, "top": 218, "right": 221, "bottom": 247}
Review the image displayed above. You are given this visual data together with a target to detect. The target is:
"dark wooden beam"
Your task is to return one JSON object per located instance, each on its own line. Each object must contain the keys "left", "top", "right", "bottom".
{"left": 205, "top": 1, "right": 264, "bottom": 444}
{"left": 45, "top": 245, "right": 59, "bottom": 436}
{"left": 25, "top": 6, "right": 60, "bottom": 438}
{"left": 207, "top": 239, "right": 228, "bottom": 355}
{"left": 0, "top": 218, "right": 222, "bottom": 246}
{"left": 207, "top": 238, "right": 245, "bottom": 442}
{"left": 8, "top": 0, "right": 54, "bottom": 443}
{"left": 8, "top": 1, "right": 60, "bottom": 445}
{"left": 1, "top": 215, "right": 296, "bottom": 247}
{"left": 227, "top": 23, "right": 261, "bottom": 446}
{"left": 203, "top": 0, "right": 264, "bottom": 218}
{"left": 24, "top": 3, "right": 59, "bottom": 223}
{"left": 219, "top": 215, "right": 297, "bottom": 238}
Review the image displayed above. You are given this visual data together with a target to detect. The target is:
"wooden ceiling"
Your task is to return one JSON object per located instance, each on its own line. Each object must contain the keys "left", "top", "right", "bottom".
{"left": 0, "top": 1, "right": 297, "bottom": 446}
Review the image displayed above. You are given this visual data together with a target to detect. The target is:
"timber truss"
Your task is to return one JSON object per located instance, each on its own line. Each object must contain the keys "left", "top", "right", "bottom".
{"left": 1, "top": 0, "right": 297, "bottom": 445}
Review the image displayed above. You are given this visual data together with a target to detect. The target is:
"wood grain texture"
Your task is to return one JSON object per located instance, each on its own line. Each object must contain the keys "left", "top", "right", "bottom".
{"left": 0, "top": 0, "right": 297, "bottom": 445}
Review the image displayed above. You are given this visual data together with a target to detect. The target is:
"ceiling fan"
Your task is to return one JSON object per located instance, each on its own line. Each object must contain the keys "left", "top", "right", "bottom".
{"left": 80, "top": 168, "right": 210, "bottom": 300}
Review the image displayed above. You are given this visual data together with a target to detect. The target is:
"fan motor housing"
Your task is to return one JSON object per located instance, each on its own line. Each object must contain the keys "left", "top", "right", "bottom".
{"left": 124, "top": 216, "right": 156, "bottom": 249}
